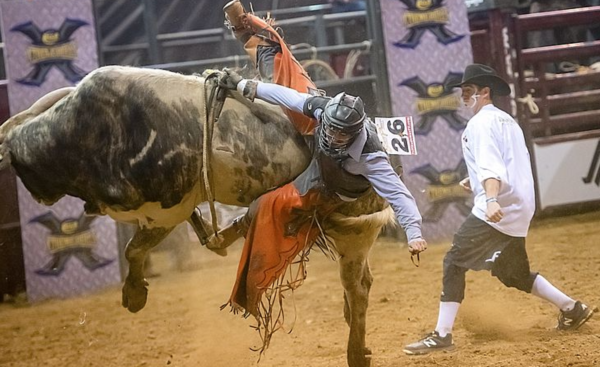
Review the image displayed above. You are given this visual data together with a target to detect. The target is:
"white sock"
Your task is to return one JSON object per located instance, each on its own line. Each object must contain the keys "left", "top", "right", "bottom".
{"left": 531, "top": 275, "right": 576, "bottom": 311}
{"left": 435, "top": 302, "right": 461, "bottom": 337}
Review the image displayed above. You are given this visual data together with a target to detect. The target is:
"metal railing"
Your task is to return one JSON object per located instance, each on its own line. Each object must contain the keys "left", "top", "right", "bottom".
{"left": 147, "top": 41, "right": 372, "bottom": 72}
{"left": 100, "top": 10, "right": 368, "bottom": 62}
{"left": 513, "top": 6, "right": 600, "bottom": 141}
{"left": 0, "top": 2, "right": 390, "bottom": 115}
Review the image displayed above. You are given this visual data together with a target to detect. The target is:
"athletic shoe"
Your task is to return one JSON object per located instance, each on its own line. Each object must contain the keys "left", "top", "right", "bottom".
{"left": 557, "top": 301, "right": 594, "bottom": 331}
{"left": 403, "top": 331, "right": 455, "bottom": 355}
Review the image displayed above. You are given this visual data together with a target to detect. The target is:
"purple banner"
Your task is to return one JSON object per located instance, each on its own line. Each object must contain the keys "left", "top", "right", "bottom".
{"left": 1, "top": 0, "right": 120, "bottom": 302}
{"left": 16, "top": 191, "right": 121, "bottom": 303}
{"left": 1, "top": 0, "right": 98, "bottom": 114}
{"left": 380, "top": 0, "right": 473, "bottom": 241}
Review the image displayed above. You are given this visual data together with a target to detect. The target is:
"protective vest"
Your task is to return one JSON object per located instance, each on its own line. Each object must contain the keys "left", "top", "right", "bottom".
{"left": 293, "top": 121, "right": 383, "bottom": 199}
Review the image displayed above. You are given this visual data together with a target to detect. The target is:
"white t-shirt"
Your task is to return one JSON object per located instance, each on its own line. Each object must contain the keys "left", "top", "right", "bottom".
{"left": 461, "top": 104, "right": 536, "bottom": 237}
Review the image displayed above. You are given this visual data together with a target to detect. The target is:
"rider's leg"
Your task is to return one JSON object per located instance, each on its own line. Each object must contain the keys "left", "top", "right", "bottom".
{"left": 212, "top": 1, "right": 318, "bottom": 255}
{"left": 224, "top": 0, "right": 318, "bottom": 135}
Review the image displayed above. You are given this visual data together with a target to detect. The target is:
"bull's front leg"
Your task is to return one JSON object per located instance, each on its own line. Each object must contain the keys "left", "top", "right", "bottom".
{"left": 339, "top": 253, "right": 372, "bottom": 367}
{"left": 122, "top": 226, "right": 174, "bottom": 313}
{"left": 335, "top": 230, "right": 379, "bottom": 367}
{"left": 342, "top": 263, "right": 374, "bottom": 359}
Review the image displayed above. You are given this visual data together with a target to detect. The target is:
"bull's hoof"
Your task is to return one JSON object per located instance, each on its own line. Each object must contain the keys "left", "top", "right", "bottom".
{"left": 122, "top": 279, "right": 149, "bottom": 313}
{"left": 348, "top": 350, "right": 371, "bottom": 367}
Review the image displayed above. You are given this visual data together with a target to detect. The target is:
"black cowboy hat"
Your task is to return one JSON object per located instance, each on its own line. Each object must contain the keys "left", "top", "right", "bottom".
{"left": 450, "top": 63, "right": 511, "bottom": 96}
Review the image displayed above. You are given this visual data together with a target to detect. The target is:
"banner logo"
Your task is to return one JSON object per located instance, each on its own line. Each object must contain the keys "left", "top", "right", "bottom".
{"left": 411, "top": 160, "right": 472, "bottom": 222}
{"left": 400, "top": 73, "right": 467, "bottom": 135}
{"left": 30, "top": 212, "right": 113, "bottom": 276}
{"left": 393, "top": 0, "right": 464, "bottom": 48}
{"left": 11, "top": 18, "right": 88, "bottom": 86}
{"left": 582, "top": 140, "right": 600, "bottom": 186}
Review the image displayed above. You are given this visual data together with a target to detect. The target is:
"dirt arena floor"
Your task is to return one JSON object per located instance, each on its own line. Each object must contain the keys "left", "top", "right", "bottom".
{"left": 1, "top": 210, "right": 599, "bottom": 367}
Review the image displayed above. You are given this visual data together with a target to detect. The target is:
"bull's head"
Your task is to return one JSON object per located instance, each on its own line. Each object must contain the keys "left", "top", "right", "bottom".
{"left": 0, "top": 87, "right": 74, "bottom": 172}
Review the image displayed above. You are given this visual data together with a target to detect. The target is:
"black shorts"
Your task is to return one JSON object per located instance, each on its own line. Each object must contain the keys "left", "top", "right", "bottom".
{"left": 441, "top": 214, "right": 537, "bottom": 302}
{"left": 446, "top": 214, "right": 527, "bottom": 271}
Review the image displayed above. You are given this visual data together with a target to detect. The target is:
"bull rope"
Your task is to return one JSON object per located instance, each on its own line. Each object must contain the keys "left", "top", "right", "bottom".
{"left": 201, "top": 74, "right": 227, "bottom": 237}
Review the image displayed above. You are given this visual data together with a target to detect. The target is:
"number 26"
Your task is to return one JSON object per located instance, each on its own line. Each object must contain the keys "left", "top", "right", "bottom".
{"left": 387, "top": 119, "right": 409, "bottom": 153}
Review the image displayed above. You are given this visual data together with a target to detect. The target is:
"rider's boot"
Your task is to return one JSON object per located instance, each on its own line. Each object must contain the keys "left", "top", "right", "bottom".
{"left": 224, "top": 0, "right": 252, "bottom": 43}
{"left": 224, "top": 0, "right": 278, "bottom": 67}
{"left": 205, "top": 214, "right": 251, "bottom": 252}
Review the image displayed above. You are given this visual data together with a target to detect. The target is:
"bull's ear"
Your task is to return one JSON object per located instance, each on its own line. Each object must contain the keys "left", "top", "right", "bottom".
{"left": 0, "top": 143, "right": 11, "bottom": 171}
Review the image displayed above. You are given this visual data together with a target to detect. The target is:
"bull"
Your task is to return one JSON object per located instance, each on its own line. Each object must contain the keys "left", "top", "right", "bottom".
{"left": 0, "top": 65, "right": 392, "bottom": 367}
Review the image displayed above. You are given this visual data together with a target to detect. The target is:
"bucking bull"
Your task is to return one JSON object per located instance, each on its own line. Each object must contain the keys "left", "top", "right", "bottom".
{"left": 0, "top": 65, "right": 394, "bottom": 367}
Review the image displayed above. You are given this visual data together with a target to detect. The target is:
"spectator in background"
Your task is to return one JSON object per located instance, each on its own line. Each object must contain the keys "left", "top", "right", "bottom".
{"left": 586, "top": 0, "right": 600, "bottom": 43}
{"left": 329, "top": 0, "right": 366, "bottom": 13}
{"left": 528, "top": 0, "right": 589, "bottom": 73}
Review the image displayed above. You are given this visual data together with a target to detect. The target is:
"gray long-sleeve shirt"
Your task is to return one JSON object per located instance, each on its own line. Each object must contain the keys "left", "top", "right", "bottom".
{"left": 238, "top": 80, "right": 424, "bottom": 241}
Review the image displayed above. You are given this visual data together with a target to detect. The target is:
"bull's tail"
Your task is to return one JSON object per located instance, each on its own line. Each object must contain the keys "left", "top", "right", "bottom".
{"left": 0, "top": 87, "right": 74, "bottom": 144}
{"left": 328, "top": 207, "right": 395, "bottom": 231}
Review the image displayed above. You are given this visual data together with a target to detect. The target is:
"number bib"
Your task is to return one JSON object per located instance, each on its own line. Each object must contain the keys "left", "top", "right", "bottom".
{"left": 374, "top": 116, "right": 418, "bottom": 155}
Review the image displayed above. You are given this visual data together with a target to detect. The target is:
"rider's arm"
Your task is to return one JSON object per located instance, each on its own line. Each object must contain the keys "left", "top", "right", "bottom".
{"left": 350, "top": 152, "right": 424, "bottom": 242}
{"left": 237, "top": 80, "right": 310, "bottom": 114}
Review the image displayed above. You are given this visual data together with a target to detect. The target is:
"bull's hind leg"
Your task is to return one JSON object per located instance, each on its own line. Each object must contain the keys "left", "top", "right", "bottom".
{"left": 122, "top": 226, "right": 174, "bottom": 313}
{"left": 334, "top": 228, "right": 381, "bottom": 367}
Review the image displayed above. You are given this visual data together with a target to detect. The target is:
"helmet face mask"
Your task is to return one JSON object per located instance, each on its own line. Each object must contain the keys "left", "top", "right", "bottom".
{"left": 320, "top": 124, "right": 353, "bottom": 157}
{"left": 318, "top": 92, "right": 366, "bottom": 157}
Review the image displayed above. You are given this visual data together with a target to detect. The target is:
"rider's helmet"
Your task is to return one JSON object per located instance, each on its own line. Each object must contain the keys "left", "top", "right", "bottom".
{"left": 318, "top": 92, "right": 366, "bottom": 157}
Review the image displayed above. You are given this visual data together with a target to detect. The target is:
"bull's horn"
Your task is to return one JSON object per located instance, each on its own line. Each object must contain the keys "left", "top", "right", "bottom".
{"left": 0, "top": 87, "right": 74, "bottom": 142}
{"left": 28, "top": 87, "right": 75, "bottom": 115}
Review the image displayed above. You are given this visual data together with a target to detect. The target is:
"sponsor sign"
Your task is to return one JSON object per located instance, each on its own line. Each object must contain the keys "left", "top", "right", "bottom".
{"left": 380, "top": 0, "right": 474, "bottom": 241}
{"left": 1, "top": 0, "right": 121, "bottom": 302}
{"left": 534, "top": 138, "right": 600, "bottom": 209}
